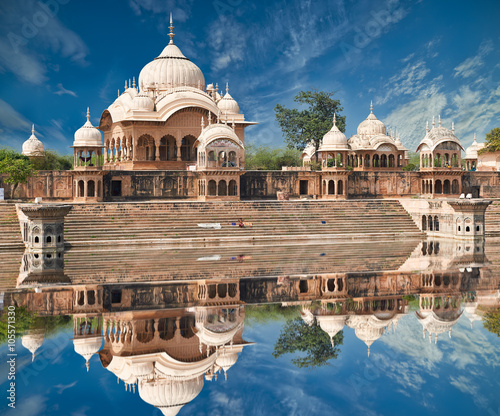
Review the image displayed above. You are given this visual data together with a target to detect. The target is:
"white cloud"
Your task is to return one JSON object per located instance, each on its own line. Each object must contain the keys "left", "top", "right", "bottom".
{"left": 0, "top": 0, "right": 89, "bottom": 85}
{"left": 454, "top": 39, "right": 494, "bottom": 79}
{"left": 0, "top": 99, "right": 32, "bottom": 132}
{"left": 53, "top": 83, "right": 77, "bottom": 97}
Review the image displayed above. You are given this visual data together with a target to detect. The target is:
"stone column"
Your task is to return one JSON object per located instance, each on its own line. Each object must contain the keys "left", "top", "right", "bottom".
{"left": 176, "top": 139, "right": 182, "bottom": 161}
{"left": 155, "top": 139, "right": 160, "bottom": 161}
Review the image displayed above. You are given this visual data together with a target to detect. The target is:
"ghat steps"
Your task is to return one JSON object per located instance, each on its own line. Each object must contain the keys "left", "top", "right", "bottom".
{"left": 485, "top": 200, "right": 500, "bottom": 236}
{"left": 63, "top": 200, "right": 423, "bottom": 245}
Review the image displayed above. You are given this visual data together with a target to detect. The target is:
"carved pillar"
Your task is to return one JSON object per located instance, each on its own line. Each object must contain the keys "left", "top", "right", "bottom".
{"left": 176, "top": 138, "right": 182, "bottom": 161}
{"left": 155, "top": 139, "right": 160, "bottom": 161}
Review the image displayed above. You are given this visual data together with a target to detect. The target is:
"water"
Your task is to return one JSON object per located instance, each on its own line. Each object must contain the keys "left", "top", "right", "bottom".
{"left": 1, "top": 237, "right": 499, "bottom": 416}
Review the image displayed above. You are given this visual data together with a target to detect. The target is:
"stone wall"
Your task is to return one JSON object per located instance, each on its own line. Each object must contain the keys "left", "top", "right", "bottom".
{"left": 348, "top": 171, "right": 420, "bottom": 198}
{"left": 0, "top": 171, "right": 73, "bottom": 200}
{"left": 463, "top": 172, "right": 500, "bottom": 198}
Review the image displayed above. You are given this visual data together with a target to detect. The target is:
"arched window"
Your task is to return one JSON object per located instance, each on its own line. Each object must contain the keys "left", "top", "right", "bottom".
{"left": 434, "top": 216, "right": 439, "bottom": 231}
{"left": 364, "top": 154, "right": 370, "bottom": 167}
{"left": 389, "top": 154, "right": 395, "bottom": 168}
{"left": 434, "top": 180, "right": 442, "bottom": 194}
{"left": 229, "top": 180, "right": 237, "bottom": 196}
{"left": 218, "top": 180, "right": 227, "bottom": 196}
{"left": 328, "top": 180, "right": 335, "bottom": 195}
{"left": 422, "top": 215, "right": 427, "bottom": 231}
{"left": 443, "top": 180, "right": 450, "bottom": 194}
{"left": 88, "top": 180, "right": 95, "bottom": 197}
{"left": 181, "top": 135, "right": 196, "bottom": 161}
{"left": 78, "top": 180, "right": 84, "bottom": 197}
{"left": 428, "top": 215, "right": 433, "bottom": 231}
{"left": 337, "top": 180, "right": 343, "bottom": 195}
{"left": 452, "top": 179, "right": 459, "bottom": 194}
{"left": 380, "top": 154, "right": 387, "bottom": 168}
{"left": 208, "top": 180, "right": 217, "bottom": 196}
{"left": 228, "top": 151, "right": 237, "bottom": 167}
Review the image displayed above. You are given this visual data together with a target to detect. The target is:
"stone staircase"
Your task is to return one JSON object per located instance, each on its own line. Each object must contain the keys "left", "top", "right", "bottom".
{"left": 63, "top": 200, "right": 424, "bottom": 245}
{"left": 485, "top": 200, "right": 500, "bottom": 237}
{"left": 0, "top": 203, "right": 23, "bottom": 248}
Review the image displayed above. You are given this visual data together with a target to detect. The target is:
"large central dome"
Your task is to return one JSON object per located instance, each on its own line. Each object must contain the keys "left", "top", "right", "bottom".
{"left": 138, "top": 16, "right": 205, "bottom": 93}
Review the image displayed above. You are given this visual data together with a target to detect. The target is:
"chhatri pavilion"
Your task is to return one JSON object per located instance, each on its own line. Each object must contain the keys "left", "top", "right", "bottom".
{"left": 12, "top": 15, "right": 500, "bottom": 202}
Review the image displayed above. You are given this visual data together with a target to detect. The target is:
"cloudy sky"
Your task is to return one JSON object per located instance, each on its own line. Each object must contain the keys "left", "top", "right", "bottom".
{"left": 0, "top": 0, "right": 499, "bottom": 154}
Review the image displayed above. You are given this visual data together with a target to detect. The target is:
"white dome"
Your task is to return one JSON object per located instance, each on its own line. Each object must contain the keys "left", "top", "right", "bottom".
{"left": 73, "top": 109, "right": 103, "bottom": 147}
{"left": 465, "top": 134, "right": 485, "bottom": 159}
{"left": 215, "top": 352, "right": 239, "bottom": 372}
{"left": 139, "top": 376, "right": 204, "bottom": 416}
{"left": 316, "top": 315, "right": 346, "bottom": 346}
{"left": 138, "top": 21, "right": 205, "bottom": 93}
{"left": 416, "top": 117, "right": 464, "bottom": 153}
{"left": 21, "top": 330, "right": 44, "bottom": 361}
{"left": 217, "top": 85, "right": 239, "bottom": 115}
{"left": 73, "top": 336, "right": 103, "bottom": 371}
{"left": 132, "top": 93, "right": 155, "bottom": 111}
{"left": 196, "top": 123, "right": 243, "bottom": 151}
{"left": 357, "top": 103, "right": 386, "bottom": 136}
{"left": 318, "top": 114, "right": 349, "bottom": 152}
{"left": 22, "top": 125, "right": 44, "bottom": 156}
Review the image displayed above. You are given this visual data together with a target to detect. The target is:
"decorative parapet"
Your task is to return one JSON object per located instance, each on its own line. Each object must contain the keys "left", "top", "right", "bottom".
{"left": 447, "top": 199, "right": 492, "bottom": 239}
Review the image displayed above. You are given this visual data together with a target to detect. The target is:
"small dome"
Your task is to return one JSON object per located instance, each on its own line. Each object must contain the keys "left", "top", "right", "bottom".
{"left": 357, "top": 102, "right": 386, "bottom": 136}
{"left": 216, "top": 352, "right": 239, "bottom": 372}
{"left": 318, "top": 114, "right": 349, "bottom": 152}
{"left": 217, "top": 84, "right": 239, "bottom": 115}
{"left": 139, "top": 376, "right": 204, "bottom": 416}
{"left": 465, "top": 134, "right": 485, "bottom": 159}
{"left": 132, "top": 93, "right": 155, "bottom": 111}
{"left": 138, "top": 17, "right": 205, "bottom": 93}
{"left": 21, "top": 330, "right": 44, "bottom": 361}
{"left": 316, "top": 315, "right": 346, "bottom": 346}
{"left": 73, "top": 109, "right": 103, "bottom": 147}
{"left": 22, "top": 125, "right": 44, "bottom": 156}
{"left": 73, "top": 336, "right": 103, "bottom": 371}
{"left": 417, "top": 116, "right": 464, "bottom": 153}
{"left": 196, "top": 122, "right": 243, "bottom": 151}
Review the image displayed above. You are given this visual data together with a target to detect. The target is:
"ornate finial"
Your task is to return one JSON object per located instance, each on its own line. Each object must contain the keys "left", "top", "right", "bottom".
{"left": 370, "top": 101, "right": 373, "bottom": 113}
{"left": 169, "top": 13, "right": 175, "bottom": 44}
{"left": 473, "top": 133, "right": 477, "bottom": 142}
{"left": 226, "top": 82, "right": 229, "bottom": 95}
{"left": 86, "top": 360, "right": 90, "bottom": 372}
{"left": 432, "top": 116, "right": 435, "bottom": 127}
{"left": 117, "top": 89, "right": 120, "bottom": 97}
{"left": 201, "top": 116, "right": 205, "bottom": 129}
{"left": 367, "top": 346, "right": 370, "bottom": 357}
{"left": 129, "top": 79, "right": 131, "bottom": 89}
{"left": 232, "top": 117, "right": 235, "bottom": 129}
{"left": 452, "top": 122, "right": 455, "bottom": 133}
{"left": 426, "top": 121, "right": 429, "bottom": 132}
{"left": 438, "top": 115, "right": 441, "bottom": 127}
{"left": 32, "top": 124, "right": 35, "bottom": 135}
{"left": 32, "top": 352, "right": 35, "bottom": 362}
{"left": 86, "top": 107, "right": 90, "bottom": 121}
{"left": 333, "top": 113, "right": 336, "bottom": 126}
{"left": 216, "top": 83, "right": 219, "bottom": 94}
{"left": 124, "top": 80, "right": 128, "bottom": 89}
{"left": 208, "top": 111, "right": 212, "bottom": 125}
{"left": 132, "top": 77, "right": 136, "bottom": 89}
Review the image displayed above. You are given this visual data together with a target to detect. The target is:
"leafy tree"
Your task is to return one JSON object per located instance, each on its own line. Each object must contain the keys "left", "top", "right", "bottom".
{"left": 478, "top": 127, "right": 500, "bottom": 154}
{"left": 0, "top": 149, "right": 35, "bottom": 197}
{"left": 0, "top": 307, "right": 36, "bottom": 343}
{"left": 273, "top": 317, "right": 343, "bottom": 368}
{"left": 30, "top": 150, "right": 73, "bottom": 171}
{"left": 483, "top": 310, "right": 500, "bottom": 337}
{"left": 245, "top": 143, "right": 302, "bottom": 170}
{"left": 274, "top": 90, "right": 345, "bottom": 160}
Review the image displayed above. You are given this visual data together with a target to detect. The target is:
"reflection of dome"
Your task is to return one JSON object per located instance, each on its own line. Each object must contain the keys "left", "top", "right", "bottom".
{"left": 216, "top": 351, "right": 239, "bottom": 379}
{"left": 416, "top": 310, "right": 463, "bottom": 343}
{"left": 139, "top": 376, "right": 204, "bottom": 416}
{"left": 73, "top": 336, "right": 103, "bottom": 372}
{"left": 300, "top": 308, "right": 315, "bottom": 326}
{"left": 357, "top": 102, "right": 386, "bottom": 136}
{"left": 22, "top": 125, "right": 44, "bottom": 156}
{"left": 316, "top": 315, "right": 346, "bottom": 346}
{"left": 138, "top": 17, "right": 205, "bottom": 93}
{"left": 73, "top": 108, "right": 103, "bottom": 147}
{"left": 318, "top": 114, "right": 349, "bottom": 152}
{"left": 465, "top": 134, "right": 485, "bottom": 159}
{"left": 463, "top": 301, "right": 483, "bottom": 328}
{"left": 347, "top": 315, "right": 399, "bottom": 356}
{"left": 217, "top": 84, "right": 239, "bottom": 115}
{"left": 21, "top": 330, "right": 44, "bottom": 361}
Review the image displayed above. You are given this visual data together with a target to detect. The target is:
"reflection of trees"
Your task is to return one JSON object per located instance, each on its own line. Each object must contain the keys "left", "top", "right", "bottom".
{"left": 272, "top": 317, "right": 343, "bottom": 368}
{"left": 483, "top": 311, "right": 500, "bottom": 337}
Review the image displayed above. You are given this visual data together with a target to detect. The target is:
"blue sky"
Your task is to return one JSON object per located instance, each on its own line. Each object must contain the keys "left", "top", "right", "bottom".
{"left": 0, "top": 0, "right": 499, "bottom": 155}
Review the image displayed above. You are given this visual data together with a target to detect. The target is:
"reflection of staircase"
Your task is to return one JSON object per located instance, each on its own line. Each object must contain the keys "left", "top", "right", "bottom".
{"left": 63, "top": 200, "right": 424, "bottom": 245}
{"left": 485, "top": 200, "right": 500, "bottom": 236}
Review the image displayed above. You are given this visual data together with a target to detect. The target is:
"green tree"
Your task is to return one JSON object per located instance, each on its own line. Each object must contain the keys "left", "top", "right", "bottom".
{"left": 274, "top": 90, "right": 345, "bottom": 159}
{"left": 30, "top": 150, "right": 73, "bottom": 171}
{"left": 0, "top": 149, "right": 35, "bottom": 197}
{"left": 245, "top": 143, "right": 302, "bottom": 170}
{"left": 0, "top": 307, "right": 36, "bottom": 343}
{"left": 483, "top": 310, "right": 500, "bottom": 337}
{"left": 273, "top": 317, "right": 343, "bottom": 368}
{"left": 478, "top": 127, "right": 500, "bottom": 154}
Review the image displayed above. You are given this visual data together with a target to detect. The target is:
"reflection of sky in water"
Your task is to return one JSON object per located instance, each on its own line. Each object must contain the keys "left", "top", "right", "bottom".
{"left": 1, "top": 310, "right": 498, "bottom": 416}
